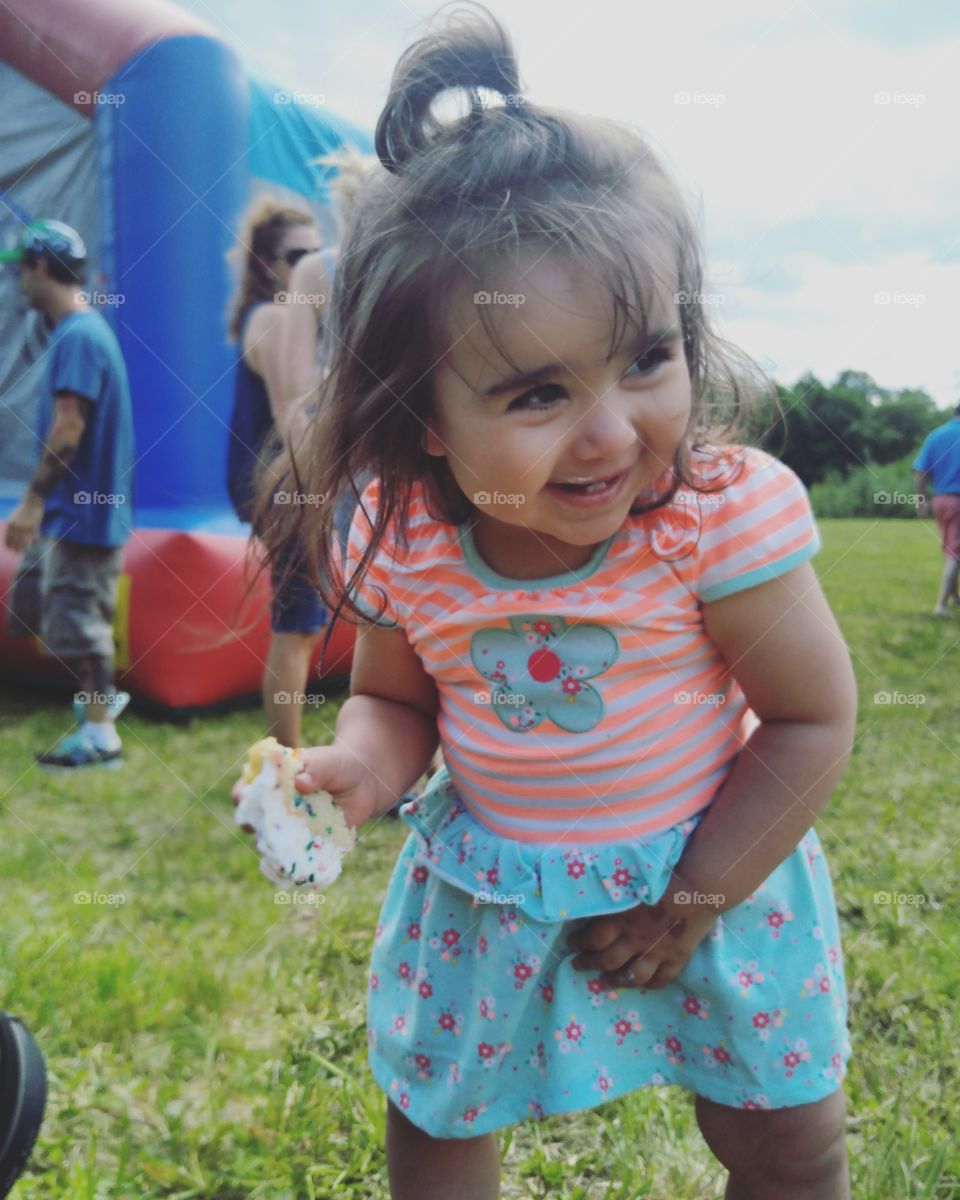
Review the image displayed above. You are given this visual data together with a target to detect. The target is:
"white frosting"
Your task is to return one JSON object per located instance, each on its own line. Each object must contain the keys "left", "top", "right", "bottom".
{"left": 235, "top": 738, "right": 356, "bottom": 889}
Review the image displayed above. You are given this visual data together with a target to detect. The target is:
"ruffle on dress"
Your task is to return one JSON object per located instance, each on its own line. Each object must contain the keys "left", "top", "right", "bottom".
{"left": 397, "top": 765, "right": 705, "bottom": 923}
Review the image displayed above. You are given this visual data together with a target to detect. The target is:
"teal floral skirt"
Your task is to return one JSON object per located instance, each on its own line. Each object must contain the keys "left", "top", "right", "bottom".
{"left": 366, "top": 766, "right": 852, "bottom": 1138}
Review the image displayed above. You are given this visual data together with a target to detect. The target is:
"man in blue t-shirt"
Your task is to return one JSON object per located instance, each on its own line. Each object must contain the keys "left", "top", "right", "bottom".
{"left": 2, "top": 220, "right": 135, "bottom": 767}
{"left": 914, "top": 401, "right": 960, "bottom": 617}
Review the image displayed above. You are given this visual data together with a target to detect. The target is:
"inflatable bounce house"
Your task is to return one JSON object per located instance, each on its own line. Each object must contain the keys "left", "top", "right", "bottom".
{"left": 0, "top": 0, "right": 371, "bottom": 712}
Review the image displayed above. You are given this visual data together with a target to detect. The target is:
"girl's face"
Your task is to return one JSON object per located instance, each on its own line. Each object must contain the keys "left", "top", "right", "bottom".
{"left": 425, "top": 252, "right": 693, "bottom": 579}
{"left": 273, "top": 223, "right": 321, "bottom": 293}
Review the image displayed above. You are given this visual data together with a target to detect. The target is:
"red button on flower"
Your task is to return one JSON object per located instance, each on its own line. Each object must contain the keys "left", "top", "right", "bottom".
{"left": 528, "top": 648, "right": 561, "bottom": 682}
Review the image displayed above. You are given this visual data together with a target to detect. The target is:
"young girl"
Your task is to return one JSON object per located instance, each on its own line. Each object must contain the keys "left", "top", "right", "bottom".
{"left": 260, "top": 6, "right": 857, "bottom": 1196}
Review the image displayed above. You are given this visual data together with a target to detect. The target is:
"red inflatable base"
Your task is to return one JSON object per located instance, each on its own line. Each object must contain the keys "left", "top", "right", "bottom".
{"left": 0, "top": 525, "right": 354, "bottom": 711}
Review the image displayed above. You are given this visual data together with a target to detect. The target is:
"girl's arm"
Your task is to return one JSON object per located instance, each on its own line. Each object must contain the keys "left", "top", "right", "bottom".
{"left": 667, "top": 559, "right": 858, "bottom": 914}
{"left": 295, "top": 621, "right": 440, "bottom": 825}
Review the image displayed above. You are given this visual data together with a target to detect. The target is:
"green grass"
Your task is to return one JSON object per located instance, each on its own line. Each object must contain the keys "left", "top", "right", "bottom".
{"left": 2, "top": 519, "right": 958, "bottom": 1198}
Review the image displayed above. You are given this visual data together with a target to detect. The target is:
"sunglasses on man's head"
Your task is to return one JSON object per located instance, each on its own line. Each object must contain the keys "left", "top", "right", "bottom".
{"left": 282, "top": 247, "right": 319, "bottom": 267}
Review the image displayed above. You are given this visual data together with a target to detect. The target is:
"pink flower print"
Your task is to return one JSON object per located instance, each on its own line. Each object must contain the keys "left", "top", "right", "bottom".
{"left": 782, "top": 1039, "right": 812, "bottom": 1078}
{"left": 567, "top": 857, "right": 586, "bottom": 880}
{"left": 398, "top": 1090, "right": 410, "bottom": 1111}
{"left": 682, "top": 993, "right": 710, "bottom": 1020}
{"left": 533, "top": 621, "right": 552, "bottom": 637}
{"left": 370, "top": 972, "right": 380, "bottom": 991}
{"left": 712, "top": 1044, "right": 732, "bottom": 1066}
{"left": 612, "top": 1018, "right": 639, "bottom": 1048}
{"left": 391, "top": 1014, "right": 408, "bottom": 1037}
{"left": 499, "top": 909, "right": 520, "bottom": 936}
{"left": 824, "top": 1050, "right": 846, "bottom": 1082}
{"left": 529, "top": 1041, "right": 548, "bottom": 1074}
{"left": 412, "top": 865, "right": 428, "bottom": 885}
{"left": 587, "top": 976, "right": 617, "bottom": 1006}
{"left": 374, "top": 921, "right": 385, "bottom": 943}
{"left": 478, "top": 1042, "right": 495, "bottom": 1060}
{"left": 398, "top": 961, "right": 412, "bottom": 981}
{"left": 414, "top": 1053, "right": 432, "bottom": 1079}
{"left": 554, "top": 1016, "right": 585, "bottom": 1054}
{"left": 407, "top": 922, "right": 421, "bottom": 940}
{"left": 485, "top": 866, "right": 499, "bottom": 887}
{"left": 562, "top": 676, "right": 582, "bottom": 696}
{"left": 477, "top": 933, "right": 489, "bottom": 956}
{"left": 479, "top": 995, "right": 496, "bottom": 1021}
{"left": 819, "top": 976, "right": 831, "bottom": 994}
{"left": 442, "top": 928, "right": 460, "bottom": 948}
{"left": 828, "top": 943, "right": 840, "bottom": 966}
{"left": 611, "top": 867, "right": 633, "bottom": 888}
{"left": 751, "top": 1008, "right": 784, "bottom": 1041}
{"left": 657, "top": 1034, "right": 685, "bottom": 1064}
{"left": 511, "top": 954, "right": 540, "bottom": 990}
{"left": 765, "top": 905, "right": 794, "bottom": 939}
{"left": 595, "top": 1067, "right": 614, "bottom": 1094}
{"left": 448, "top": 1062, "right": 461, "bottom": 1084}
{"left": 418, "top": 981, "right": 433, "bottom": 999}
{"left": 437, "top": 1006, "right": 463, "bottom": 1036}
{"left": 540, "top": 980, "right": 555, "bottom": 1003}
{"left": 461, "top": 1105, "right": 487, "bottom": 1128}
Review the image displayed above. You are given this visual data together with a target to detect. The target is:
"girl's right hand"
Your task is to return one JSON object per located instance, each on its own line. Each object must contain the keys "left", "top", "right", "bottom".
{"left": 294, "top": 744, "right": 381, "bottom": 830}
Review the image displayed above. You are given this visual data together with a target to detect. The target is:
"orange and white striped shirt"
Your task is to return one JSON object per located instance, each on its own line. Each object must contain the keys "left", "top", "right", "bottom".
{"left": 344, "top": 445, "right": 820, "bottom": 844}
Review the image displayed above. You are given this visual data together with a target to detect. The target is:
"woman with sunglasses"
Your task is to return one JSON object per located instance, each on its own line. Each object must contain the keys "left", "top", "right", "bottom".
{"left": 226, "top": 197, "right": 327, "bottom": 749}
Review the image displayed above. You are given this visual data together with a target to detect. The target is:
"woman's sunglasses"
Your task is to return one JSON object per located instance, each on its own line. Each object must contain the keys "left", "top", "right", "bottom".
{"left": 282, "top": 247, "right": 319, "bottom": 267}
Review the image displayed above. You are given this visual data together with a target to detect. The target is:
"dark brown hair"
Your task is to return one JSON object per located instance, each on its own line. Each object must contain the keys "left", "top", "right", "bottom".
{"left": 251, "top": 1, "right": 776, "bottom": 651}
{"left": 226, "top": 195, "right": 316, "bottom": 340}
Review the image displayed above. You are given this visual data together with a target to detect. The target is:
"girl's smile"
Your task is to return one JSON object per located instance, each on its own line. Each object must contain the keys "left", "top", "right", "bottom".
{"left": 425, "top": 253, "right": 692, "bottom": 579}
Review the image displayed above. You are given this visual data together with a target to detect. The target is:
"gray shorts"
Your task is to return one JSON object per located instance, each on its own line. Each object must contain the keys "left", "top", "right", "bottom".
{"left": 5, "top": 535, "right": 124, "bottom": 660}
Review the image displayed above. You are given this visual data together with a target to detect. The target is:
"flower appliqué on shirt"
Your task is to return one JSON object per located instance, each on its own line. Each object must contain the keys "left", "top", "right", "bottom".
{"left": 471, "top": 614, "right": 619, "bottom": 733}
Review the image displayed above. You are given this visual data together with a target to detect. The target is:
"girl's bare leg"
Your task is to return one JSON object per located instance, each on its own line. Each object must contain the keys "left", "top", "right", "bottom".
{"left": 695, "top": 1087, "right": 850, "bottom": 1200}
{"left": 386, "top": 1099, "right": 500, "bottom": 1200}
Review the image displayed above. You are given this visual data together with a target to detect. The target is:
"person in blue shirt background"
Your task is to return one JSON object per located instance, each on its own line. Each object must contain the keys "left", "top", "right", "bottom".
{"left": 3, "top": 220, "right": 135, "bottom": 767}
{"left": 913, "top": 400, "right": 960, "bottom": 616}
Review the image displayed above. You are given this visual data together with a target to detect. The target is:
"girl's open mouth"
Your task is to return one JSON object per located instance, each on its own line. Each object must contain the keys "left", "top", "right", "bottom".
{"left": 546, "top": 470, "right": 629, "bottom": 507}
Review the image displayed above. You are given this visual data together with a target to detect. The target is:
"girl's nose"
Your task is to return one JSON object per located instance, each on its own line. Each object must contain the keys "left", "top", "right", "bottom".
{"left": 569, "top": 388, "right": 640, "bottom": 460}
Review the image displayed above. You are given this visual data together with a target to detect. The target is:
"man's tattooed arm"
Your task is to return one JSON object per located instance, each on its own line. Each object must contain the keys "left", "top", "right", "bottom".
{"left": 26, "top": 392, "right": 91, "bottom": 500}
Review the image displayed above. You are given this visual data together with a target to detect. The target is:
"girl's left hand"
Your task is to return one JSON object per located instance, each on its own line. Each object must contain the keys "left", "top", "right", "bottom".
{"left": 565, "top": 891, "right": 719, "bottom": 991}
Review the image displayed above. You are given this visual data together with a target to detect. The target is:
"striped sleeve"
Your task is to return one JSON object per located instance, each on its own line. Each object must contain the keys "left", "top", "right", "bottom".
{"left": 340, "top": 478, "right": 403, "bottom": 628}
{"left": 696, "top": 449, "right": 821, "bottom": 602}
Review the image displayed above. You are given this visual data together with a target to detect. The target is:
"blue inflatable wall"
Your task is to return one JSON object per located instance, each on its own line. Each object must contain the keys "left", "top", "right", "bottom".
{"left": 96, "top": 37, "right": 373, "bottom": 536}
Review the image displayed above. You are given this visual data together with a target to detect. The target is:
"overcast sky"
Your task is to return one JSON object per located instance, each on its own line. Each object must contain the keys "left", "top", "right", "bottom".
{"left": 189, "top": 0, "right": 960, "bottom": 410}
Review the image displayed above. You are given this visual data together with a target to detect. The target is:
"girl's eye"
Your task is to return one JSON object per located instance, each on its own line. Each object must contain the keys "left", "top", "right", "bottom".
{"left": 625, "top": 346, "right": 673, "bottom": 377}
{"left": 507, "top": 384, "right": 564, "bottom": 413}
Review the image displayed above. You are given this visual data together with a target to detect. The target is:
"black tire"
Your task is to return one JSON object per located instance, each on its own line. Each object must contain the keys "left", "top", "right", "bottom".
{"left": 0, "top": 1014, "right": 47, "bottom": 1198}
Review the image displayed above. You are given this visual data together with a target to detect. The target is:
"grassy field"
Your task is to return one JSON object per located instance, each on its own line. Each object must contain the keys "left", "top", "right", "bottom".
{"left": 1, "top": 518, "right": 957, "bottom": 1199}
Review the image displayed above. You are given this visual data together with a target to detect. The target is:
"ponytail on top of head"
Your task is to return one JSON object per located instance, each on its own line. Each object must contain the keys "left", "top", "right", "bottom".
{"left": 375, "top": 1, "right": 522, "bottom": 174}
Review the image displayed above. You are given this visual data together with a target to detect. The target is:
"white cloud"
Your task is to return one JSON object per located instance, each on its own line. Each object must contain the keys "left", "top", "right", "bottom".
{"left": 195, "top": 0, "right": 960, "bottom": 406}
